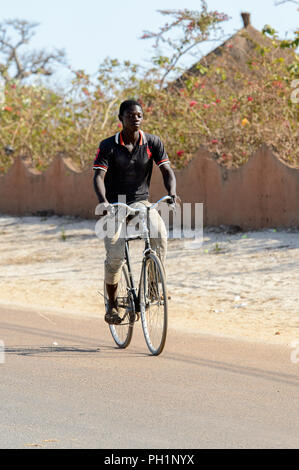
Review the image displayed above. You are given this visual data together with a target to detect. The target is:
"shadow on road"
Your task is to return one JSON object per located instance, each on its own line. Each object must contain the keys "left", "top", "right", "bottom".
{"left": 4, "top": 345, "right": 101, "bottom": 357}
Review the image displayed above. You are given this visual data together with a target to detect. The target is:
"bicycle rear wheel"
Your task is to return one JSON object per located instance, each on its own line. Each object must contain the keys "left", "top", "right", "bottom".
{"left": 140, "top": 252, "right": 168, "bottom": 356}
{"left": 104, "top": 263, "right": 135, "bottom": 349}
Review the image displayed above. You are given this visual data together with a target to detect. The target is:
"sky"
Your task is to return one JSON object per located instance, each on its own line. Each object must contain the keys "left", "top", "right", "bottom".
{"left": 0, "top": 0, "right": 298, "bottom": 85}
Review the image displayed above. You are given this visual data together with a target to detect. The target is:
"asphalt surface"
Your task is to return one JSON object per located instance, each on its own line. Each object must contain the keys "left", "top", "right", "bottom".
{"left": 0, "top": 305, "right": 298, "bottom": 449}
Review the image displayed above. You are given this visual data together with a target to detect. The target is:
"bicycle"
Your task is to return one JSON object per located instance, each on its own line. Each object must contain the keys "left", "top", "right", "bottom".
{"left": 102, "top": 195, "right": 174, "bottom": 356}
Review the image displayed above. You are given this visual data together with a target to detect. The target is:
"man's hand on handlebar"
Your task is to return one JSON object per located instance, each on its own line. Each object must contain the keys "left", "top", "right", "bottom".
{"left": 167, "top": 194, "right": 180, "bottom": 207}
{"left": 95, "top": 201, "right": 113, "bottom": 217}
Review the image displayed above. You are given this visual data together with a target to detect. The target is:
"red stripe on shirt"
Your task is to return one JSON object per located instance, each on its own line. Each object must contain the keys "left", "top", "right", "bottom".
{"left": 157, "top": 158, "right": 169, "bottom": 165}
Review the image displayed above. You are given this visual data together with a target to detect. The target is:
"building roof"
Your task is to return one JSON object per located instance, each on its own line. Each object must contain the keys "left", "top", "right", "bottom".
{"left": 176, "top": 13, "right": 296, "bottom": 87}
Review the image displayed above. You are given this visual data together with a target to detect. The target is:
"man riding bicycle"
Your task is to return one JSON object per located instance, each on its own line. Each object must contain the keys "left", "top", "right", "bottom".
{"left": 93, "top": 99, "right": 178, "bottom": 325}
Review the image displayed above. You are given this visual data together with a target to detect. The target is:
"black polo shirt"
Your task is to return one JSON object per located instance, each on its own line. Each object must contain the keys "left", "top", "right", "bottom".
{"left": 93, "top": 130, "right": 170, "bottom": 204}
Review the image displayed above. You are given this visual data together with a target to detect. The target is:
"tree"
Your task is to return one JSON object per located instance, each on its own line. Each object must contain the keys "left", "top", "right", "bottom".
{"left": 0, "top": 6, "right": 298, "bottom": 172}
{"left": 266, "top": 1, "right": 299, "bottom": 49}
{"left": 140, "top": 1, "right": 229, "bottom": 88}
{"left": 0, "top": 19, "right": 66, "bottom": 82}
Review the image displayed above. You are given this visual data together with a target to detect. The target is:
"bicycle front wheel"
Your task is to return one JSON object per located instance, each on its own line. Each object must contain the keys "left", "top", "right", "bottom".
{"left": 140, "top": 252, "right": 168, "bottom": 356}
{"left": 104, "top": 263, "right": 134, "bottom": 349}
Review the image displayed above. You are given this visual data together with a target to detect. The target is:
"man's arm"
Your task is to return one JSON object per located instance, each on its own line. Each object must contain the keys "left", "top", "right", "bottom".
{"left": 93, "top": 169, "right": 108, "bottom": 204}
{"left": 159, "top": 163, "right": 178, "bottom": 203}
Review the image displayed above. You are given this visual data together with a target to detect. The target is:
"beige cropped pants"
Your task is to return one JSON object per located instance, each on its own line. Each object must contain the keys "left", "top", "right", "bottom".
{"left": 104, "top": 200, "right": 167, "bottom": 285}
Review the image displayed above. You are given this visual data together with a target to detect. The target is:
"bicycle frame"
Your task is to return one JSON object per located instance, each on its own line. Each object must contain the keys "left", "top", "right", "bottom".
{"left": 124, "top": 205, "right": 153, "bottom": 315}
{"left": 111, "top": 195, "right": 173, "bottom": 315}
{"left": 124, "top": 241, "right": 140, "bottom": 313}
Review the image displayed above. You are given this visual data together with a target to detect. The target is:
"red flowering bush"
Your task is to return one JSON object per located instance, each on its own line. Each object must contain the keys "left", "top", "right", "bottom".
{"left": 0, "top": 5, "right": 298, "bottom": 172}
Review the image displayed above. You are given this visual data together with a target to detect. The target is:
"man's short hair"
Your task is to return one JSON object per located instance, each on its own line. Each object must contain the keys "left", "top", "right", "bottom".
{"left": 119, "top": 100, "right": 143, "bottom": 116}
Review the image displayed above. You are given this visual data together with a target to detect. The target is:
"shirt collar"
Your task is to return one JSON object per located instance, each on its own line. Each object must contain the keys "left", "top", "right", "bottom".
{"left": 115, "top": 130, "right": 147, "bottom": 145}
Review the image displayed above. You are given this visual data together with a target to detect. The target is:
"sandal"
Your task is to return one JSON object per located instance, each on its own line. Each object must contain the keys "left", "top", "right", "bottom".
{"left": 105, "top": 308, "right": 122, "bottom": 325}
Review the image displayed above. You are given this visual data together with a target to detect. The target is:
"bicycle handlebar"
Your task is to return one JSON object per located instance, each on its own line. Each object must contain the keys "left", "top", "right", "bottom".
{"left": 95, "top": 196, "right": 176, "bottom": 217}
{"left": 97, "top": 195, "right": 174, "bottom": 217}
{"left": 149, "top": 195, "right": 174, "bottom": 209}
{"left": 111, "top": 195, "right": 173, "bottom": 214}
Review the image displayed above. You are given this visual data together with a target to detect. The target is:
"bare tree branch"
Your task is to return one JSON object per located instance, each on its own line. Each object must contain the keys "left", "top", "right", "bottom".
{"left": 140, "top": 3, "right": 229, "bottom": 88}
{"left": 0, "top": 19, "right": 67, "bottom": 81}
{"left": 274, "top": 0, "right": 299, "bottom": 5}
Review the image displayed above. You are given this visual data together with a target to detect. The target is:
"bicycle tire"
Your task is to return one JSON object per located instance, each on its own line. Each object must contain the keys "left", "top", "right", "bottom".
{"left": 104, "top": 263, "right": 134, "bottom": 349}
{"left": 140, "top": 252, "right": 168, "bottom": 356}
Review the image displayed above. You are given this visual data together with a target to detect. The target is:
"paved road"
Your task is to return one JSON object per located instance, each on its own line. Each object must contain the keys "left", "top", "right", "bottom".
{"left": 0, "top": 306, "right": 298, "bottom": 449}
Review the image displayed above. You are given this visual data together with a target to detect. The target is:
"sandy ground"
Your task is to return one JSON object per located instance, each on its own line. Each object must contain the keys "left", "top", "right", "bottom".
{"left": 0, "top": 214, "right": 298, "bottom": 346}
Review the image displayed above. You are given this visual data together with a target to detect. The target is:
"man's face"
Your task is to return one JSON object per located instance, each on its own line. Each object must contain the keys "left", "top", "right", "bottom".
{"left": 120, "top": 105, "right": 143, "bottom": 132}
